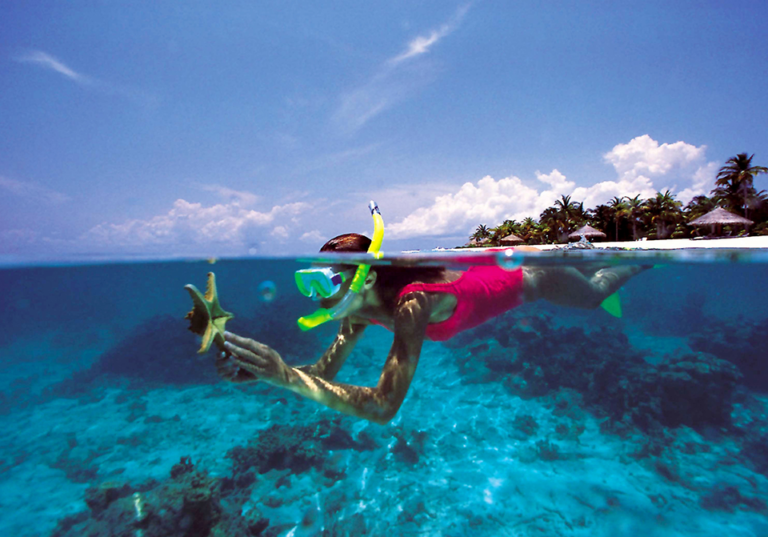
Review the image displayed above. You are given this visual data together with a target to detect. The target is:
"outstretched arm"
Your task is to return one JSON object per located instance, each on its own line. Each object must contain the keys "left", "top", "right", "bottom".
{"left": 215, "top": 317, "right": 365, "bottom": 383}
{"left": 221, "top": 292, "right": 434, "bottom": 424}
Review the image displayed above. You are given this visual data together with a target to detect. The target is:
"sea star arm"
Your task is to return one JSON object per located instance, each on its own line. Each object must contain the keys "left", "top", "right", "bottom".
{"left": 183, "top": 272, "right": 234, "bottom": 354}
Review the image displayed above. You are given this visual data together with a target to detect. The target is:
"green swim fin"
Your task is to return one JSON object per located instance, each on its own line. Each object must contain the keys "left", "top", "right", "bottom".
{"left": 601, "top": 292, "right": 622, "bottom": 318}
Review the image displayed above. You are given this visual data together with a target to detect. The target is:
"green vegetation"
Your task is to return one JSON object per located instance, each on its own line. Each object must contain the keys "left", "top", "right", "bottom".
{"left": 468, "top": 153, "right": 768, "bottom": 245}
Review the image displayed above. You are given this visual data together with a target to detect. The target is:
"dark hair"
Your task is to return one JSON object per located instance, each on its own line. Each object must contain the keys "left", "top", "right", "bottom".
{"left": 320, "top": 233, "right": 445, "bottom": 311}
{"left": 320, "top": 233, "right": 372, "bottom": 253}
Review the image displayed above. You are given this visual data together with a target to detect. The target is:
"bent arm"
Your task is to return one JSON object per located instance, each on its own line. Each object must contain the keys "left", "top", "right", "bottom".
{"left": 239, "top": 292, "right": 433, "bottom": 424}
{"left": 284, "top": 293, "right": 430, "bottom": 423}
{"left": 295, "top": 318, "right": 367, "bottom": 381}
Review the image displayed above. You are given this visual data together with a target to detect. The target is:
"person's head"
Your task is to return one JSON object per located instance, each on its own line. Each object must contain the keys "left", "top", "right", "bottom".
{"left": 318, "top": 233, "right": 444, "bottom": 312}
{"left": 319, "top": 233, "right": 371, "bottom": 254}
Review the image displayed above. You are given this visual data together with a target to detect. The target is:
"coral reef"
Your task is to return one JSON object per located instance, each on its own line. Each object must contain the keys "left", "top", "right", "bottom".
{"left": 512, "top": 414, "right": 539, "bottom": 437}
{"left": 227, "top": 417, "right": 376, "bottom": 477}
{"left": 390, "top": 429, "right": 428, "bottom": 465}
{"left": 454, "top": 311, "right": 744, "bottom": 434}
{"left": 700, "top": 483, "right": 767, "bottom": 513}
{"left": 689, "top": 317, "right": 768, "bottom": 392}
{"left": 51, "top": 457, "right": 264, "bottom": 537}
{"left": 50, "top": 418, "right": 380, "bottom": 536}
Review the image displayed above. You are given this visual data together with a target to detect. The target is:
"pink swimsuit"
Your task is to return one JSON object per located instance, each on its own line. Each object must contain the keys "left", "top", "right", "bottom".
{"left": 376, "top": 266, "right": 525, "bottom": 341}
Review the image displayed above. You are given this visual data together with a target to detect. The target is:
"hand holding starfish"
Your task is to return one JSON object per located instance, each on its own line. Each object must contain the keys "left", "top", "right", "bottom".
{"left": 184, "top": 272, "right": 234, "bottom": 354}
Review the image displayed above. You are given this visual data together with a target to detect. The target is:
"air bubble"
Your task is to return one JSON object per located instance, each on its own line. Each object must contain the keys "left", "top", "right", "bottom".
{"left": 497, "top": 249, "right": 523, "bottom": 271}
{"left": 257, "top": 280, "right": 277, "bottom": 302}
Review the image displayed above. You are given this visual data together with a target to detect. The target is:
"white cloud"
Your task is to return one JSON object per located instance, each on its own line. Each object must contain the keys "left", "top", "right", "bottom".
{"left": 13, "top": 50, "right": 89, "bottom": 84}
{"left": 678, "top": 161, "right": 720, "bottom": 203}
{"left": 0, "top": 176, "right": 71, "bottom": 204}
{"left": 333, "top": 5, "right": 470, "bottom": 133}
{"left": 388, "top": 172, "right": 572, "bottom": 239}
{"left": 389, "top": 5, "right": 470, "bottom": 64}
{"left": 300, "top": 230, "right": 324, "bottom": 244}
{"left": 388, "top": 135, "right": 719, "bottom": 239}
{"left": 13, "top": 49, "right": 157, "bottom": 107}
{"left": 81, "top": 199, "right": 311, "bottom": 253}
{"left": 601, "top": 135, "right": 715, "bottom": 204}
{"left": 604, "top": 134, "right": 705, "bottom": 177}
{"left": 199, "top": 184, "right": 259, "bottom": 206}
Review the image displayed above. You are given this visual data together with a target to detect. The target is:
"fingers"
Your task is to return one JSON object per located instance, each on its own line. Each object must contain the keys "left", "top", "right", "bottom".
{"left": 216, "top": 351, "right": 259, "bottom": 383}
{"left": 224, "top": 331, "right": 275, "bottom": 356}
{"left": 224, "top": 331, "right": 255, "bottom": 350}
{"left": 215, "top": 352, "right": 240, "bottom": 381}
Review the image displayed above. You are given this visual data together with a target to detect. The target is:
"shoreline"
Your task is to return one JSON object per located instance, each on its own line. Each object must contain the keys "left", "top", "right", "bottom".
{"left": 535, "top": 235, "right": 768, "bottom": 250}
{"left": 461, "top": 235, "right": 768, "bottom": 251}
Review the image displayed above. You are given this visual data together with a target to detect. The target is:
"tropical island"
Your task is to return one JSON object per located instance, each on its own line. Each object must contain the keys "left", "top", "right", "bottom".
{"left": 467, "top": 153, "right": 768, "bottom": 246}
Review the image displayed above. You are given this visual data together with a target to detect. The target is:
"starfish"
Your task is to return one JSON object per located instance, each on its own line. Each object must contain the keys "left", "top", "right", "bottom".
{"left": 184, "top": 272, "right": 234, "bottom": 354}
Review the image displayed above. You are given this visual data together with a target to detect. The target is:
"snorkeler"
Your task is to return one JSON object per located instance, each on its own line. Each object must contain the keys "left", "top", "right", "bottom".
{"left": 215, "top": 202, "right": 645, "bottom": 424}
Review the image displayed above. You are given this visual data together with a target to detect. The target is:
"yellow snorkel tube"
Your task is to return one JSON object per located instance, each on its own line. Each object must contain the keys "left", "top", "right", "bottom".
{"left": 297, "top": 201, "right": 384, "bottom": 331}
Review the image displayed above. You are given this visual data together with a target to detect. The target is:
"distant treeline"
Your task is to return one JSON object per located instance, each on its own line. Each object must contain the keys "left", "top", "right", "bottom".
{"left": 468, "top": 153, "right": 768, "bottom": 245}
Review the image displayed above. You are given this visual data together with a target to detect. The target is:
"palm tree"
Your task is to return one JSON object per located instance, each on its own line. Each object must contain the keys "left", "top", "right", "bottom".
{"left": 713, "top": 153, "right": 768, "bottom": 220}
{"left": 644, "top": 190, "right": 682, "bottom": 239}
{"left": 471, "top": 224, "right": 491, "bottom": 243}
{"left": 519, "top": 217, "right": 540, "bottom": 244}
{"left": 588, "top": 204, "right": 613, "bottom": 236}
{"left": 684, "top": 195, "right": 717, "bottom": 221}
{"left": 624, "top": 195, "right": 645, "bottom": 240}
{"left": 608, "top": 196, "right": 628, "bottom": 241}
{"left": 538, "top": 206, "right": 562, "bottom": 244}
{"left": 552, "top": 194, "right": 584, "bottom": 241}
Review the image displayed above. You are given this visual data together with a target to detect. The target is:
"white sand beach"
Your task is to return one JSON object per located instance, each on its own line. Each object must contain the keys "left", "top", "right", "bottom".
{"left": 536, "top": 235, "right": 768, "bottom": 250}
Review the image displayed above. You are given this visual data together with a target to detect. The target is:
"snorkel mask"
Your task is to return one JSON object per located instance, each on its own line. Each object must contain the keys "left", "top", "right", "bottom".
{"left": 296, "top": 200, "right": 384, "bottom": 331}
{"left": 295, "top": 267, "right": 354, "bottom": 301}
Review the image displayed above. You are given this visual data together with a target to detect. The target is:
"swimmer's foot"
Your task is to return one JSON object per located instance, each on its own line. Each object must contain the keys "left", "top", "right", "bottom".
{"left": 184, "top": 272, "right": 234, "bottom": 354}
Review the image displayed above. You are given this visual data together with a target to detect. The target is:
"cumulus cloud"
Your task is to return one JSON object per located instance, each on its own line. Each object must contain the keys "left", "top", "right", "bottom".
{"left": 333, "top": 5, "right": 470, "bottom": 133}
{"left": 388, "top": 135, "right": 718, "bottom": 239}
{"left": 598, "top": 134, "right": 716, "bottom": 205}
{"left": 388, "top": 172, "right": 572, "bottom": 239}
{"left": 81, "top": 199, "right": 311, "bottom": 254}
{"left": 0, "top": 176, "right": 71, "bottom": 204}
{"left": 604, "top": 134, "right": 705, "bottom": 177}
{"left": 678, "top": 161, "right": 720, "bottom": 202}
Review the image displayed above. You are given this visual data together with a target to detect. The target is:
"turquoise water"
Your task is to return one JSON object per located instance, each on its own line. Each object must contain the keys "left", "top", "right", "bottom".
{"left": 1, "top": 251, "right": 767, "bottom": 536}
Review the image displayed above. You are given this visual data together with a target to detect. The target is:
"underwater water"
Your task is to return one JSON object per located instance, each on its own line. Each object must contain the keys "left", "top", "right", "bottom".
{"left": 1, "top": 251, "right": 768, "bottom": 537}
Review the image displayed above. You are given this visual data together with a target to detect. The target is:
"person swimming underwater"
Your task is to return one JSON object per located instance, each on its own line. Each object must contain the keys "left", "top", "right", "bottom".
{"left": 216, "top": 203, "right": 645, "bottom": 424}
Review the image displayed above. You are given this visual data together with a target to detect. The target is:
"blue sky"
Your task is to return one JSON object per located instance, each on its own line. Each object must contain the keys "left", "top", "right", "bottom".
{"left": 2, "top": 1, "right": 767, "bottom": 259}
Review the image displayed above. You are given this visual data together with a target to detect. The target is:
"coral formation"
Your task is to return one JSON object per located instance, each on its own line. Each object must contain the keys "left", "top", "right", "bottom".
{"left": 454, "top": 310, "right": 744, "bottom": 434}
{"left": 689, "top": 317, "right": 768, "bottom": 391}
{"left": 700, "top": 483, "right": 767, "bottom": 513}
{"left": 227, "top": 417, "right": 376, "bottom": 477}
{"left": 51, "top": 457, "right": 263, "bottom": 537}
{"left": 390, "top": 429, "right": 428, "bottom": 465}
{"left": 512, "top": 414, "right": 539, "bottom": 437}
{"left": 50, "top": 417, "right": 380, "bottom": 536}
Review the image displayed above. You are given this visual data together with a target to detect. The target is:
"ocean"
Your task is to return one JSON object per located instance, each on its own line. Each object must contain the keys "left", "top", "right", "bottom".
{"left": 1, "top": 250, "right": 767, "bottom": 536}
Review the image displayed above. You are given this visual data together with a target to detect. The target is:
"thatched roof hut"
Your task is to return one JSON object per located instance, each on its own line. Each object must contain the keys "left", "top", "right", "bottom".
{"left": 568, "top": 225, "right": 606, "bottom": 241}
{"left": 688, "top": 207, "right": 753, "bottom": 237}
{"left": 464, "top": 237, "right": 489, "bottom": 247}
{"left": 688, "top": 207, "right": 753, "bottom": 227}
{"left": 500, "top": 233, "right": 524, "bottom": 246}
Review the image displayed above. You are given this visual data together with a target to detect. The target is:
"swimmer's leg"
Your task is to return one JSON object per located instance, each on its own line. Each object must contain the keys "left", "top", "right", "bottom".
{"left": 523, "top": 265, "right": 647, "bottom": 309}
